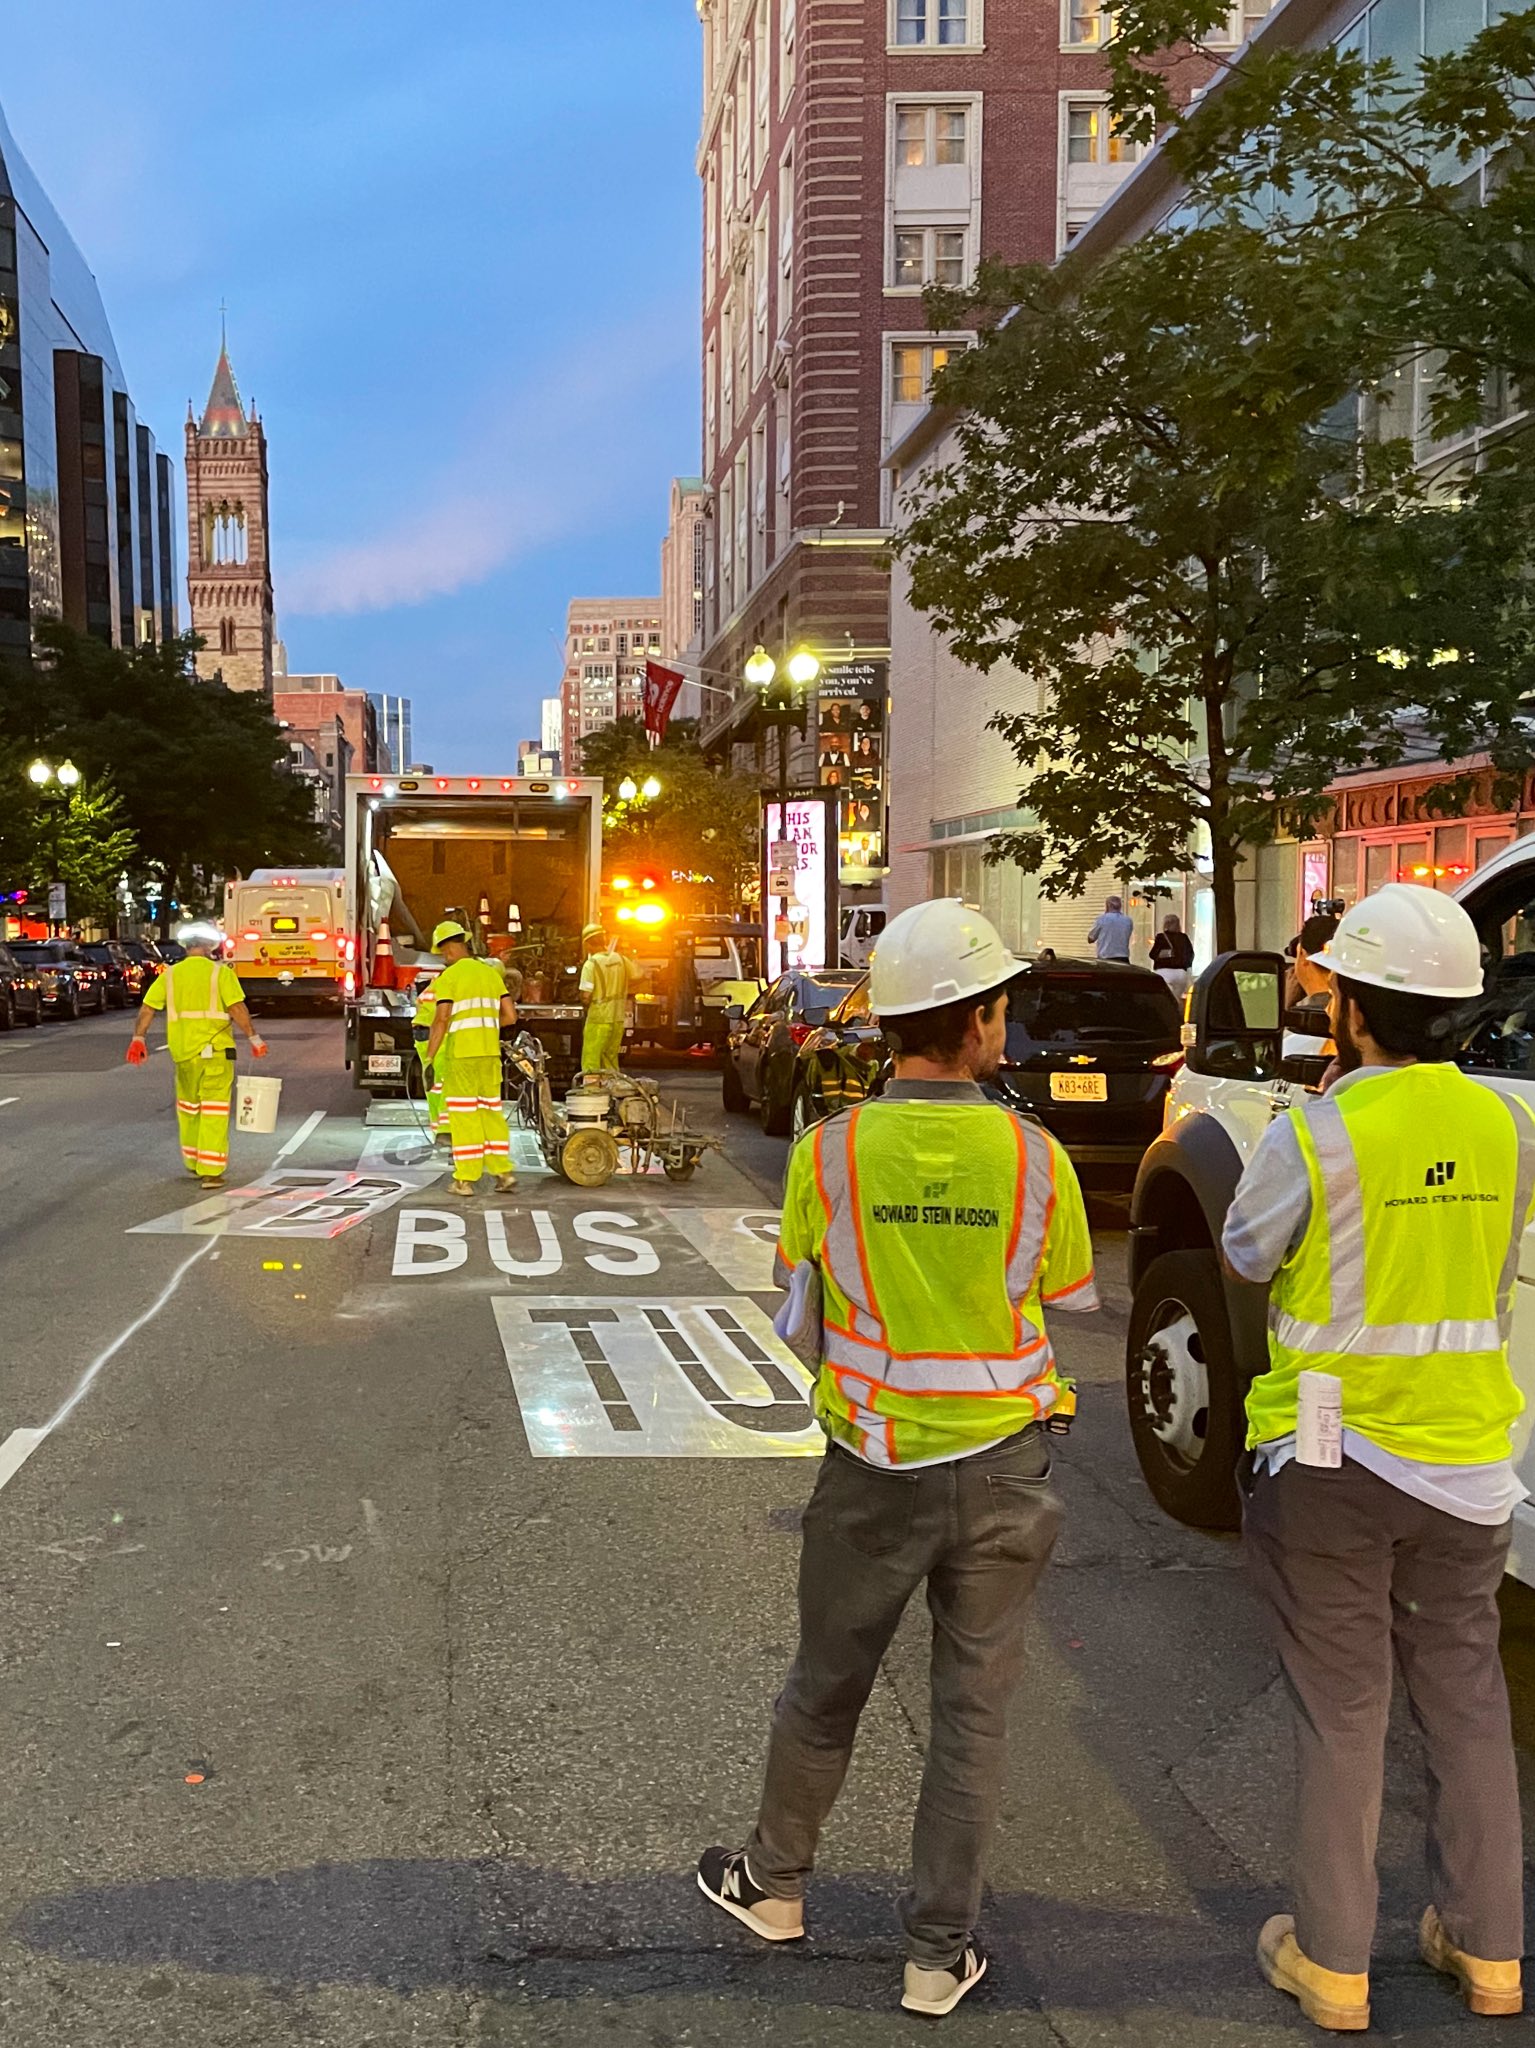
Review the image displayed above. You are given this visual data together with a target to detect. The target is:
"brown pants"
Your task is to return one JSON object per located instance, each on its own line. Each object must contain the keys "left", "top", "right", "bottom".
{"left": 746, "top": 1428, "right": 1062, "bottom": 1969}
{"left": 1244, "top": 1457, "right": 1523, "bottom": 1975}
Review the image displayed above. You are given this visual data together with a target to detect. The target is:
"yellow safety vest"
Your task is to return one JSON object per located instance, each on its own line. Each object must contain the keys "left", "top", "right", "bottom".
{"left": 144, "top": 954, "right": 244, "bottom": 1062}
{"left": 1246, "top": 1064, "right": 1535, "bottom": 1465}
{"left": 778, "top": 1097, "right": 1097, "bottom": 1467}
{"left": 430, "top": 957, "right": 505, "bottom": 1061}
{"left": 581, "top": 950, "right": 628, "bottom": 1014}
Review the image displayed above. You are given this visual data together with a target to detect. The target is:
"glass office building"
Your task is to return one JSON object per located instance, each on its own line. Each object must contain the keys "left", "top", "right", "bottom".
{"left": 367, "top": 692, "right": 414, "bottom": 774}
{"left": 0, "top": 97, "right": 175, "bottom": 665}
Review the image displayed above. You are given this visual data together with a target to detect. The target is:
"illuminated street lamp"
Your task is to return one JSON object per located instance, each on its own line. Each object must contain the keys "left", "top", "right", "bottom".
{"left": 786, "top": 647, "right": 821, "bottom": 690}
{"left": 618, "top": 776, "right": 639, "bottom": 802}
{"left": 744, "top": 645, "right": 777, "bottom": 690}
{"left": 641, "top": 775, "right": 662, "bottom": 801}
{"left": 24, "top": 758, "right": 83, "bottom": 934}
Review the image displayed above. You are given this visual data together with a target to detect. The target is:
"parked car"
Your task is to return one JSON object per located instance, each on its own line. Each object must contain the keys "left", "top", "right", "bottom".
{"left": 0, "top": 940, "right": 43, "bottom": 1029}
{"left": 81, "top": 940, "right": 148, "bottom": 1007}
{"left": 784, "top": 956, "right": 1183, "bottom": 1175}
{"left": 722, "top": 968, "right": 867, "bottom": 1132}
{"left": 115, "top": 937, "right": 168, "bottom": 985}
{"left": 9, "top": 940, "right": 110, "bottom": 1019}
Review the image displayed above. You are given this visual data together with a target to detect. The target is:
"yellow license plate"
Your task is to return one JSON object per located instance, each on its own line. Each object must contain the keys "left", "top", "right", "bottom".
{"left": 1049, "top": 1072, "right": 1108, "bottom": 1102}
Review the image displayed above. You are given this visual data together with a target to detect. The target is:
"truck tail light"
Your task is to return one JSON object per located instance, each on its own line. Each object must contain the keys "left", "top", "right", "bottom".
{"left": 344, "top": 969, "right": 357, "bottom": 997}
{"left": 1151, "top": 1050, "right": 1185, "bottom": 1071}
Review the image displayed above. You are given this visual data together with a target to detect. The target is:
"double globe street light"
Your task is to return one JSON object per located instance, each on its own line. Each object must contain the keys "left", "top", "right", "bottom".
{"left": 25, "top": 758, "right": 82, "bottom": 935}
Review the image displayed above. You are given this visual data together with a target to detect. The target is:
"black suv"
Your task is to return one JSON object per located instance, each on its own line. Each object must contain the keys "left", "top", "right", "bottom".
{"left": 722, "top": 969, "right": 867, "bottom": 1133}
{"left": 10, "top": 940, "right": 109, "bottom": 1019}
{"left": 81, "top": 940, "right": 148, "bottom": 1007}
{"left": 788, "top": 957, "right": 1183, "bottom": 1177}
{"left": 0, "top": 940, "right": 42, "bottom": 1028}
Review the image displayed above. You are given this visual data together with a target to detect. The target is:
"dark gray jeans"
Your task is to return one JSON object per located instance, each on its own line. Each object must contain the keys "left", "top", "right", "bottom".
{"left": 746, "top": 1428, "right": 1063, "bottom": 1968}
{"left": 1244, "top": 1457, "right": 1523, "bottom": 1975}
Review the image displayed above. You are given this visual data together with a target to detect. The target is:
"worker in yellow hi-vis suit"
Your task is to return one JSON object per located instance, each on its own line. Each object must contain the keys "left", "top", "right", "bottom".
{"left": 423, "top": 920, "right": 518, "bottom": 1198}
{"left": 411, "top": 970, "right": 448, "bottom": 1141}
{"left": 126, "top": 923, "right": 268, "bottom": 1183}
{"left": 579, "top": 921, "right": 629, "bottom": 1075}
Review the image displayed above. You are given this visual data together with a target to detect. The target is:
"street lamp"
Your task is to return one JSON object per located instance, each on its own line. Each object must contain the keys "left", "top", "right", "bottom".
{"left": 747, "top": 643, "right": 822, "bottom": 972}
{"left": 744, "top": 645, "right": 777, "bottom": 690}
{"left": 641, "top": 775, "right": 662, "bottom": 801}
{"left": 618, "top": 777, "right": 639, "bottom": 802}
{"left": 23, "top": 758, "right": 82, "bottom": 934}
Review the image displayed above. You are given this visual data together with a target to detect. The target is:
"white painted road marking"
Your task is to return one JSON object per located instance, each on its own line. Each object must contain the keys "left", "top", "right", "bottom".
{"left": 391, "top": 1207, "right": 662, "bottom": 1278}
{"left": 0, "top": 1236, "right": 221, "bottom": 1499}
{"left": 663, "top": 1209, "right": 782, "bottom": 1290}
{"left": 0, "top": 1096, "right": 18, "bottom": 1108}
{"left": 494, "top": 1296, "right": 822, "bottom": 1459}
{"left": 274, "top": 1109, "right": 327, "bottom": 1161}
{"left": 130, "top": 1167, "right": 442, "bottom": 1239}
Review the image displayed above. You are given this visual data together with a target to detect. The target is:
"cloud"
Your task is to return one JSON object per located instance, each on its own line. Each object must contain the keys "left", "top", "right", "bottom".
{"left": 280, "top": 313, "right": 693, "bottom": 620}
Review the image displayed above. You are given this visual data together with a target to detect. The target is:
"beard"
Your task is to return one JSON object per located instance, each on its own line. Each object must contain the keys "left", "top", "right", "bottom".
{"left": 1331, "top": 1000, "right": 1363, "bottom": 1074}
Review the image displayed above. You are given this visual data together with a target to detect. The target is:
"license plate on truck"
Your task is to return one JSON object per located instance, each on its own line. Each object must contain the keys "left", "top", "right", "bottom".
{"left": 367, "top": 1054, "right": 403, "bottom": 1077}
{"left": 1049, "top": 1072, "right": 1108, "bottom": 1102}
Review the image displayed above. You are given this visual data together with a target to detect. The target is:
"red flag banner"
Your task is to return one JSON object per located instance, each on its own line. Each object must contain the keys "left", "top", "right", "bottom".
{"left": 643, "top": 660, "right": 685, "bottom": 741}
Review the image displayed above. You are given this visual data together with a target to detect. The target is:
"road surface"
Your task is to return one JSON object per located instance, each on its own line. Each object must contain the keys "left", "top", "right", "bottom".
{"left": 0, "top": 1011, "right": 1532, "bottom": 2044}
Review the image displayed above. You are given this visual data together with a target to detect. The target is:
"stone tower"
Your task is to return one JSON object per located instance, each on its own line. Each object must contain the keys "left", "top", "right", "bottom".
{"left": 185, "top": 338, "right": 274, "bottom": 693}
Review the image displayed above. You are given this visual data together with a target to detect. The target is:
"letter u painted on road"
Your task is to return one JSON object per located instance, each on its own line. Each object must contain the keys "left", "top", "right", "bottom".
{"left": 492, "top": 1297, "right": 823, "bottom": 1458}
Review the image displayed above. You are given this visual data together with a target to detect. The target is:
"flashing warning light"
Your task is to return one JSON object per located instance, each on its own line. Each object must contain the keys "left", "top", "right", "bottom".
{"left": 612, "top": 875, "right": 635, "bottom": 894}
{"left": 640, "top": 875, "right": 658, "bottom": 891}
{"left": 634, "top": 901, "right": 669, "bottom": 928}
{"left": 616, "top": 904, "right": 635, "bottom": 923}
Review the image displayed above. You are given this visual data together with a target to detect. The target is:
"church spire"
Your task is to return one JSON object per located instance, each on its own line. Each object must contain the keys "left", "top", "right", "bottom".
{"left": 199, "top": 320, "right": 248, "bottom": 439}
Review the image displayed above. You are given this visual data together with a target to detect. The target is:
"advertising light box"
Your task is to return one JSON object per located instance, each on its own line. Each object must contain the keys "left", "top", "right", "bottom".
{"left": 764, "top": 797, "right": 831, "bottom": 978}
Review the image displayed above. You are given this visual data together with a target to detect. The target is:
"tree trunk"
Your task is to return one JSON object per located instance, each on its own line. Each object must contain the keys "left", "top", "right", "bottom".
{"left": 1202, "top": 672, "right": 1239, "bottom": 954}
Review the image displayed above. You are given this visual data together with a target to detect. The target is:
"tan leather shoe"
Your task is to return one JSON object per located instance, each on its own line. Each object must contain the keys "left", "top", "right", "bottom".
{"left": 1420, "top": 1906, "right": 1524, "bottom": 2017}
{"left": 1258, "top": 1915, "right": 1369, "bottom": 2032}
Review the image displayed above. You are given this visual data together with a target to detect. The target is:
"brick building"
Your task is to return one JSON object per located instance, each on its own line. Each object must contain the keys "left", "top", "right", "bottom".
{"left": 185, "top": 337, "right": 274, "bottom": 694}
{"left": 273, "top": 671, "right": 379, "bottom": 779}
{"left": 559, "top": 597, "right": 663, "bottom": 769}
{"left": 695, "top": 0, "right": 1212, "bottom": 779}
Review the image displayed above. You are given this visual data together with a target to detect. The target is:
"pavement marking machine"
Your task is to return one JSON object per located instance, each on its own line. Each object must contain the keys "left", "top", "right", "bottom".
{"left": 503, "top": 1032, "right": 721, "bottom": 1188}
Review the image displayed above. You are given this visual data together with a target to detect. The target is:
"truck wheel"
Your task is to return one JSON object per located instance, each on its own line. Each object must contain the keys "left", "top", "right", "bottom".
{"left": 722, "top": 1056, "right": 748, "bottom": 1114}
{"left": 759, "top": 1064, "right": 791, "bottom": 1136}
{"left": 1125, "top": 1250, "right": 1244, "bottom": 1531}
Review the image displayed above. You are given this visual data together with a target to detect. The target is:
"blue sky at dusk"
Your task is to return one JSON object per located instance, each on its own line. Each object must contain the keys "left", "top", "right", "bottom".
{"left": 4, "top": 1, "right": 702, "bottom": 770}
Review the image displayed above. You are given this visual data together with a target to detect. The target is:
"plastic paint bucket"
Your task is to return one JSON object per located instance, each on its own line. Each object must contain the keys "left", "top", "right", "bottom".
{"left": 236, "top": 1073, "right": 283, "bottom": 1134}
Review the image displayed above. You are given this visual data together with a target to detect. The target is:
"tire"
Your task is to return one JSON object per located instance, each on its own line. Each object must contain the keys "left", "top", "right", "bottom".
{"left": 23, "top": 1000, "right": 38, "bottom": 1027}
{"left": 789, "top": 1084, "right": 817, "bottom": 1145}
{"left": 64, "top": 988, "right": 81, "bottom": 1022}
{"left": 759, "top": 1060, "right": 792, "bottom": 1136}
{"left": 0, "top": 992, "right": 12, "bottom": 1030}
{"left": 722, "top": 1054, "right": 749, "bottom": 1114}
{"left": 663, "top": 1160, "right": 698, "bottom": 1183}
{"left": 1125, "top": 1249, "right": 1245, "bottom": 1531}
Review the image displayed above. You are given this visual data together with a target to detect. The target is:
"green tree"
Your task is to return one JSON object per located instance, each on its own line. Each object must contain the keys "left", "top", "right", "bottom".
{"left": 898, "top": 224, "right": 1535, "bottom": 949}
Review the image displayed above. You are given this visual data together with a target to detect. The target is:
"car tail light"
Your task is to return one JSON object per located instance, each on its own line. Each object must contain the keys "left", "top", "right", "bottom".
{"left": 1151, "top": 1050, "right": 1184, "bottom": 1071}
{"left": 787, "top": 1022, "right": 815, "bottom": 1048}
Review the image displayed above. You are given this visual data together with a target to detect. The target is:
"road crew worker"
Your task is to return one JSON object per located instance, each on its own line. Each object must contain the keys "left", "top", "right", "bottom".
{"left": 411, "top": 969, "right": 447, "bottom": 1142}
{"left": 423, "top": 920, "right": 517, "bottom": 1198}
{"left": 1222, "top": 884, "right": 1534, "bottom": 2032}
{"left": 579, "top": 921, "right": 629, "bottom": 1076}
{"left": 125, "top": 922, "right": 268, "bottom": 1184}
{"left": 697, "top": 897, "right": 1098, "bottom": 2020}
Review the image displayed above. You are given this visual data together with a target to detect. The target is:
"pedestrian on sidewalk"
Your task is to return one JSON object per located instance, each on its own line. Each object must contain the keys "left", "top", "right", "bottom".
{"left": 1087, "top": 893, "right": 1134, "bottom": 963}
{"left": 1222, "top": 884, "right": 1531, "bottom": 2033}
{"left": 124, "top": 922, "right": 267, "bottom": 1185}
{"left": 1149, "top": 913, "right": 1195, "bottom": 998}
{"left": 697, "top": 898, "right": 1098, "bottom": 2019}
{"left": 422, "top": 920, "right": 517, "bottom": 1198}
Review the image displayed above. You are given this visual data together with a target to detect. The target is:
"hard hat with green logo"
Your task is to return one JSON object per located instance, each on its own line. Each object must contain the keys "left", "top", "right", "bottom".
{"left": 869, "top": 898, "right": 1018, "bottom": 1017}
{"left": 431, "top": 919, "right": 471, "bottom": 950}
{"left": 1312, "top": 882, "right": 1483, "bottom": 999}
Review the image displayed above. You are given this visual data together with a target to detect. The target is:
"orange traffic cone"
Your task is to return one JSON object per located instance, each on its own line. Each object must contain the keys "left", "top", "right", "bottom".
{"left": 371, "top": 920, "right": 396, "bottom": 988}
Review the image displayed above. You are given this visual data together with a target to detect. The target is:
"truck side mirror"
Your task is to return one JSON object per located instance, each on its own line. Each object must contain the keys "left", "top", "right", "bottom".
{"left": 726, "top": 1002, "right": 746, "bottom": 1025}
{"left": 1184, "top": 951, "right": 1285, "bottom": 1082}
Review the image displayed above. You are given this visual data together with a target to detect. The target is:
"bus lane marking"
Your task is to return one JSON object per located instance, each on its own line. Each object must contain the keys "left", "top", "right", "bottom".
{"left": 129, "top": 1167, "right": 442, "bottom": 1240}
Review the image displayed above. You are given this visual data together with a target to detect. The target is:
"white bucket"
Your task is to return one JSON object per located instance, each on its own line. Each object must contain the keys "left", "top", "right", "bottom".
{"left": 236, "top": 1073, "right": 283, "bottom": 1134}
{"left": 566, "top": 1090, "right": 610, "bottom": 1123}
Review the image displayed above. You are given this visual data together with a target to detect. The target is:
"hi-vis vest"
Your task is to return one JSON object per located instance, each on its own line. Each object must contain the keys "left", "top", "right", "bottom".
{"left": 430, "top": 957, "right": 505, "bottom": 1061}
{"left": 777, "top": 1098, "right": 1097, "bottom": 1468}
{"left": 147, "top": 954, "right": 244, "bottom": 1062}
{"left": 1246, "top": 1064, "right": 1535, "bottom": 1466}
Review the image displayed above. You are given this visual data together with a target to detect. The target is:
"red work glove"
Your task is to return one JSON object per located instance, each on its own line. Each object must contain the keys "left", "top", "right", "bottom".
{"left": 250, "top": 1038, "right": 269, "bottom": 1059}
{"left": 125, "top": 1038, "right": 148, "bottom": 1066}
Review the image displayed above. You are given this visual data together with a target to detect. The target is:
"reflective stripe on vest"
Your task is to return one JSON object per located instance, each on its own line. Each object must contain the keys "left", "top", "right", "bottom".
{"left": 815, "top": 1105, "right": 1059, "bottom": 1403}
{"left": 165, "top": 957, "right": 231, "bottom": 1061}
{"left": 1247, "top": 1065, "right": 1534, "bottom": 1463}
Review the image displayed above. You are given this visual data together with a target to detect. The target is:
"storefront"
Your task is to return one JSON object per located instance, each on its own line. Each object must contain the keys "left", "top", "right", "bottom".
{"left": 1322, "top": 763, "right": 1524, "bottom": 910}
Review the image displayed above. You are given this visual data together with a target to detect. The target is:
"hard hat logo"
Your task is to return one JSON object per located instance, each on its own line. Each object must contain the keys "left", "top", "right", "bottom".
{"left": 1312, "top": 881, "right": 1483, "bottom": 1001}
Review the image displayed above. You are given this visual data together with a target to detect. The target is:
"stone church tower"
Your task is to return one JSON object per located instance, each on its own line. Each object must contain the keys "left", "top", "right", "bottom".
{"left": 185, "top": 339, "right": 274, "bottom": 694}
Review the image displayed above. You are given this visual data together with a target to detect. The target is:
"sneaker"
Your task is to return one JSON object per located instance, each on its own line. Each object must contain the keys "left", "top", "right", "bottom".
{"left": 902, "top": 1942, "right": 988, "bottom": 2017}
{"left": 1258, "top": 1915, "right": 1369, "bottom": 2032}
{"left": 493, "top": 1172, "right": 517, "bottom": 1195}
{"left": 695, "top": 1846, "right": 804, "bottom": 1942}
{"left": 1419, "top": 1905, "right": 1523, "bottom": 2017}
{"left": 451, "top": 1179, "right": 477, "bottom": 1199}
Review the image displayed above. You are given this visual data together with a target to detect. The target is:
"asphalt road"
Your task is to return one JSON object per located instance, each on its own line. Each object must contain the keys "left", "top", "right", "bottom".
{"left": 2, "top": 1012, "right": 1534, "bottom": 2045}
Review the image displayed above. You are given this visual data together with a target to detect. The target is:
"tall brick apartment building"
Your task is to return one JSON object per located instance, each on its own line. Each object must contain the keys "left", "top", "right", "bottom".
{"left": 696, "top": 0, "right": 1232, "bottom": 778}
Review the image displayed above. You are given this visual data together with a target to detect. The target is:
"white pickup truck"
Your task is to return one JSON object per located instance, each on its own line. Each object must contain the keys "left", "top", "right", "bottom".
{"left": 1126, "top": 838, "right": 1535, "bottom": 1586}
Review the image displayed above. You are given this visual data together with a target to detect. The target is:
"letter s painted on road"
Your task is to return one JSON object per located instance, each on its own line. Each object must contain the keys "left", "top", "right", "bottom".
{"left": 573, "top": 1210, "right": 661, "bottom": 1276}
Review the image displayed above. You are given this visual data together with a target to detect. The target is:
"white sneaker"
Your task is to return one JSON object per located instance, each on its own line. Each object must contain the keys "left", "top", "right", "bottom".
{"left": 901, "top": 1942, "right": 988, "bottom": 2017}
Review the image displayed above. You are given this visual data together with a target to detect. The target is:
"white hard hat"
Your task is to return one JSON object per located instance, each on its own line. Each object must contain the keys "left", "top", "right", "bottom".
{"left": 1313, "top": 882, "right": 1483, "bottom": 1000}
{"left": 869, "top": 898, "right": 1018, "bottom": 1017}
{"left": 176, "top": 921, "right": 222, "bottom": 950}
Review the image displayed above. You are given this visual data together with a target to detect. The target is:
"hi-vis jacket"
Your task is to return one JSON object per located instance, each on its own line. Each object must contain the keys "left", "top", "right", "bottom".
{"left": 142, "top": 954, "right": 246, "bottom": 1062}
{"left": 1246, "top": 1064, "right": 1535, "bottom": 1466}
{"left": 777, "top": 1082, "right": 1098, "bottom": 1468}
{"left": 429, "top": 957, "right": 506, "bottom": 1062}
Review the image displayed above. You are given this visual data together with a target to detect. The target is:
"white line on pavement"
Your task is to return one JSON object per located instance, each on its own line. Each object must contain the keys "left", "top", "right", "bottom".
{"left": 0, "top": 1097, "right": 17, "bottom": 1108}
{"left": 275, "top": 1110, "right": 326, "bottom": 1162}
{"left": 0, "top": 1236, "right": 221, "bottom": 1500}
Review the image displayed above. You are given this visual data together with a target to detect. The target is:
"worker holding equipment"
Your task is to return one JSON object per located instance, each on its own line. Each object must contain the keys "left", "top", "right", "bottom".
{"left": 1223, "top": 884, "right": 1533, "bottom": 2032}
{"left": 411, "top": 969, "right": 447, "bottom": 1142}
{"left": 125, "top": 922, "right": 267, "bottom": 1184}
{"left": 423, "top": 920, "right": 517, "bottom": 1197}
{"left": 697, "top": 898, "right": 1097, "bottom": 2020}
{"left": 579, "top": 921, "right": 629, "bottom": 1076}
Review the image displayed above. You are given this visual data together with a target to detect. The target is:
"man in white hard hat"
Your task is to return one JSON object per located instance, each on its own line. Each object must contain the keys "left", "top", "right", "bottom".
{"left": 1221, "top": 883, "right": 1535, "bottom": 2031}
{"left": 125, "top": 922, "right": 268, "bottom": 1184}
{"left": 697, "top": 898, "right": 1098, "bottom": 2019}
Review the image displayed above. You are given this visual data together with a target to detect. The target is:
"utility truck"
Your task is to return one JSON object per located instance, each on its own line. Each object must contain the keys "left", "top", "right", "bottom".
{"left": 343, "top": 771, "right": 602, "bottom": 1097}
{"left": 1126, "top": 839, "right": 1535, "bottom": 1587}
{"left": 224, "top": 868, "right": 347, "bottom": 1010}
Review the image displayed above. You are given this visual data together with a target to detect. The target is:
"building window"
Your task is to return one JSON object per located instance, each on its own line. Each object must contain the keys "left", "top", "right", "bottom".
{"left": 891, "top": 341, "right": 956, "bottom": 404}
{"left": 893, "top": 227, "right": 968, "bottom": 289}
{"left": 1206, "top": 0, "right": 1271, "bottom": 40}
{"left": 1066, "top": 103, "right": 1141, "bottom": 165}
{"left": 1063, "top": 0, "right": 1110, "bottom": 44}
{"left": 781, "top": 0, "right": 797, "bottom": 101}
{"left": 896, "top": 104, "right": 971, "bottom": 167}
{"left": 894, "top": 0, "right": 973, "bottom": 46}
{"left": 219, "top": 617, "right": 236, "bottom": 655}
